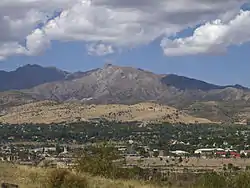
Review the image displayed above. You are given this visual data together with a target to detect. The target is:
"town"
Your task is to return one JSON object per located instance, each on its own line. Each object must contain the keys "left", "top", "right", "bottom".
{"left": 1, "top": 121, "right": 250, "bottom": 173}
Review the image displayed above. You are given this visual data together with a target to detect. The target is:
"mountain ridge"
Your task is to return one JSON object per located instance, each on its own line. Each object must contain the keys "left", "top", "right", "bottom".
{"left": 161, "top": 74, "right": 249, "bottom": 91}
{"left": 1, "top": 64, "right": 250, "bottom": 123}
{"left": 1, "top": 64, "right": 248, "bottom": 91}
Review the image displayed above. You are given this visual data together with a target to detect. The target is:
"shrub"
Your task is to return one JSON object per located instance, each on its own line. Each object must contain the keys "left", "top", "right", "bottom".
{"left": 76, "top": 146, "right": 166, "bottom": 183}
{"left": 228, "top": 163, "right": 233, "bottom": 170}
{"left": 193, "top": 172, "right": 250, "bottom": 188}
{"left": 232, "top": 172, "right": 250, "bottom": 188}
{"left": 76, "top": 146, "right": 119, "bottom": 177}
{"left": 47, "top": 169, "right": 69, "bottom": 188}
{"left": 46, "top": 169, "right": 88, "bottom": 188}
{"left": 63, "top": 173, "right": 88, "bottom": 188}
{"left": 194, "top": 173, "right": 228, "bottom": 188}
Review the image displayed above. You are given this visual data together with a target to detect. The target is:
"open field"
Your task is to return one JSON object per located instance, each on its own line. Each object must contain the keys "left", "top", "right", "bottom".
{"left": 0, "top": 101, "right": 212, "bottom": 124}
{"left": 125, "top": 157, "right": 250, "bottom": 173}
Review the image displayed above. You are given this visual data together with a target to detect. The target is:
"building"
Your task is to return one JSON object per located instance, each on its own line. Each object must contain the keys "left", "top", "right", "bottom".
{"left": 216, "top": 151, "right": 241, "bottom": 158}
{"left": 194, "top": 148, "right": 224, "bottom": 155}
{"left": 170, "top": 150, "right": 189, "bottom": 156}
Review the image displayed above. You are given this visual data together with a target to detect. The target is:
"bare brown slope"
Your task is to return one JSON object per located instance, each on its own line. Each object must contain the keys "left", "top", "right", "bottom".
{"left": 0, "top": 101, "right": 211, "bottom": 124}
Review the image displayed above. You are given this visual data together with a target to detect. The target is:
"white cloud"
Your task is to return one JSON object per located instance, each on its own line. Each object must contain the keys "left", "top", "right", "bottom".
{"left": 41, "top": 0, "right": 246, "bottom": 46}
{"left": 161, "top": 10, "right": 250, "bottom": 56}
{"left": 0, "top": 0, "right": 249, "bottom": 59}
{"left": 0, "top": 0, "right": 79, "bottom": 59}
{"left": 0, "top": 42, "right": 27, "bottom": 60}
{"left": 26, "top": 29, "right": 51, "bottom": 56}
{"left": 87, "top": 43, "right": 114, "bottom": 56}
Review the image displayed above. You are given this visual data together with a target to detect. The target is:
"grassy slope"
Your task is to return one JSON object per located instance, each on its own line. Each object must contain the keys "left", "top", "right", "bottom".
{"left": 0, "top": 101, "right": 211, "bottom": 124}
{"left": 0, "top": 163, "right": 162, "bottom": 188}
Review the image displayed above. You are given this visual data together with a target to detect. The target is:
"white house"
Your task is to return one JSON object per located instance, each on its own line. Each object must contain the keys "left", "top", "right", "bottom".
{"left": 170, "top": 150, "right": 189, "bottom": 156}
{"left": 194, "top": 148, "right": 224, "bottom": 154}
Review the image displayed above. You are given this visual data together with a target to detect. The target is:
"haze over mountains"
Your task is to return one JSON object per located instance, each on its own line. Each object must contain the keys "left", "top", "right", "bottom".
{"left": 1, "top": 64, "right": 250, "bottom": 123}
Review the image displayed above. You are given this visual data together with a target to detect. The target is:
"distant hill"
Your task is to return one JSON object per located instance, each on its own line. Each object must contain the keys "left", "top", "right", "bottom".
{"left": 0, "top": 64, "right": 68, "bottom": 91}
{"left": 0, "top": 64, "right": 250, "bottom": 123}
{"left": 161, "top": 74, "right": 248, "bottom": 91}
{"left": 0, "top": 101, "right": 212, "bottom": 124}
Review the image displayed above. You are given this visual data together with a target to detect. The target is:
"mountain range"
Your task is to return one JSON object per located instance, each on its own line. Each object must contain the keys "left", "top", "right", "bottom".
{"left": 1, "top": 63, "right": 250, "bottom": 123}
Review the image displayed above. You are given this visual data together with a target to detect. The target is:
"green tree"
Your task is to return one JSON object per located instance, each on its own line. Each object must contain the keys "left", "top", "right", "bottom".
{"left": 228, "top": 163, "right": 234, "bottom": 170}
{"left": 178, "top": 156, "right": 183, "bottom": 163}
{"left": 137, "top": 147, "right": 149, "bottom": 158}
{"left": 240, "top": 153, "right": 246, "bottom": 158}
{"left": 153, "top": 150, "right": 159, "bottom": 158}
{"left": 56, "top": 144, "right": 63, "bottom": 154}
{"left": 247, "top": 153, "right": 250, "bottom": 158}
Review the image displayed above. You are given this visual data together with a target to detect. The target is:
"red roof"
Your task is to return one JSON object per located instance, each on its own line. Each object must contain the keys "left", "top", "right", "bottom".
{"left": 230, "top": 152, "right": 240, "bottom": 157}
{"left": 215, "top": 151, "right": 240, "bottom": 157}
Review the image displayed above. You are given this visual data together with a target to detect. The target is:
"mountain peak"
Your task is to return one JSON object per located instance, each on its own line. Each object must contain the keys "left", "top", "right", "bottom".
{"left": 0, "top": 64, "right": 68, "bottom": 92}
{"left": 103, "top": 63, "right": 113, "bottom": 68}
{"left": 161, "top": 74, "right": 249, "bottom": 91}
{"left": 229, "top": 84, "right": 248, "bottom": 90}
{"left": 16, "top": 64, "right": 43, "bottom": 71}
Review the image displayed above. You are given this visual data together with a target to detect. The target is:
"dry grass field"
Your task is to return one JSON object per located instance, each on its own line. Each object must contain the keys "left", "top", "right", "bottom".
{"left": 125, "top": 157, "right": 250, "bottom": 172}
{"left": 1, "top": 159, "right": 250, "bottom": 188}
{"left": 0, "top": 101, "right": 211, "bottom": 124}
{"left": 0, "top": 162, "right": 164, "bottom": 188}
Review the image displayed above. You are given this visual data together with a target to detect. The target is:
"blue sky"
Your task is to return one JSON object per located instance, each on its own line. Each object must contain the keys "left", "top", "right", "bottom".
{"left": 0, "top": 1, "right": 250, "bottom": 87}
{"left": 1, "top": 40, "right": 250, "bottom": 87}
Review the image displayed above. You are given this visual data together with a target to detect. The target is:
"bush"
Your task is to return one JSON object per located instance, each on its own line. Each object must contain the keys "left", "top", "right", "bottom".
{"left": 47, "top": 169, "right": 69, "bottom": 188}
{"left": 63, "top": 173, "right": 88, "bottom": 188}
{"left": 194, "top": 173, "right": 228, "bottom": 188}
{"left": 193, "top": 172, "right": 250, "bottom": 188}
{"left": 76, "top": 146, "right": 166, "bottom": 183}
{"left": 232, "top": 172, "right": 250, "bottom": 188}
{"left": 76, "top": 146, "right": 119, "bottom": 178}
{"left": 46, "top": 169, "right": 88, "bottom": 188}
{"left": 228, "top": 163, "right": 233, "bottom": 170}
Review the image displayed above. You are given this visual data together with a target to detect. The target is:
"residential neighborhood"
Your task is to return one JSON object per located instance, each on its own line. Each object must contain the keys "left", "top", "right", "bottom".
{"left": 1, "top": 121, "right": 250, "bottom": 173}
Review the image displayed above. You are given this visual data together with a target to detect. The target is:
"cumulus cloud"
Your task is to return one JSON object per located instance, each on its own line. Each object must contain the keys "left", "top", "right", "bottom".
{"left": 26, "top": 29, "right": 51, "bottom": 55}
{"left": 41, "top": 0, "right": 247, "bottom": 46}
{"left": 87, "top": 43, "right": 114, "bottom": 56}
{"left": 0, "top": 43, "right": 27, "bottom": 60}
{"left": 0, "top": 0, "right": 79, "bottom": 59}
{"left": 0, "top": 0, "right": 249, "bottom": 60}
{"left": 161, "top": 10, "right": 250, "bottom": 56}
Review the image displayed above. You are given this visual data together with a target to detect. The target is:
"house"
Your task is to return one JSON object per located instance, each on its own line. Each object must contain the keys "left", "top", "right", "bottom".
{"left": 216, "top": 151, "right": 241, "bottom": 158}
{"left": 170, "top": 150, "right": 189, "bottom": 156}
{"left": 230, "top": 151, "right": 241, "bottom": 158}
{"left": 240, "top": 150, "right": 250, "bottom": 156}
{"left": 194, "top": 148, "right": 224, "bottom": 155}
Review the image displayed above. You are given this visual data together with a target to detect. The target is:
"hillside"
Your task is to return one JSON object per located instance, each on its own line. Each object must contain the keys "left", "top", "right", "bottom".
{"left": 27, "top": 64, "right": 250, "bottom": 106}
{"left": 0, "top": 163, "right": 162, "bottom": 188}
{"left": 0, "top": 64, "right": 250, "bottom": 122}
{"left": 1, "top": 162, "right": 250, "bottom": 188}
{"left": 161, "top": 74, "right": 248, "bottom": 91}
{"left": 0, "top": 64, "right": 69, "bottom": 91}
{"left": 0, "top": 101, "right": 211, "bottom": 124}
